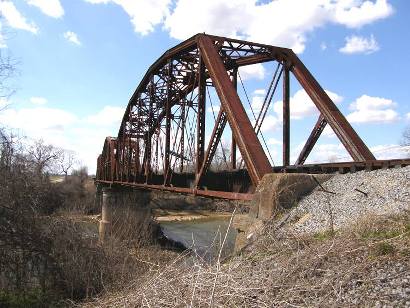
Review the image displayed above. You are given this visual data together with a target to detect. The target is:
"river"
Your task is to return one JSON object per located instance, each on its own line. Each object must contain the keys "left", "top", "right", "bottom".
{"left": 159, "top": 217, "right": 238, "bottom": 262}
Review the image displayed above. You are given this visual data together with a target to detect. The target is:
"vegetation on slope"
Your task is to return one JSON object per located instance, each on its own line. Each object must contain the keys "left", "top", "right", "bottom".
{"left": 84, "top": 208, "right": 410, "bottom": 307}
{"left": 0, "top": 131, "right": 175, "bottom": 307}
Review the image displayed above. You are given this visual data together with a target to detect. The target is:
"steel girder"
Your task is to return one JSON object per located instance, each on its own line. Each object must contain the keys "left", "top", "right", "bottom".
{"left": 96, "top": 33, "right": 376, "bottom": 200}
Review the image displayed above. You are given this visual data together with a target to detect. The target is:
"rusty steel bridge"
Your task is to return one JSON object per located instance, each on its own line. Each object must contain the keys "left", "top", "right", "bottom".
{"left": 95, "top": 34, "right": 410, "bottom": 201}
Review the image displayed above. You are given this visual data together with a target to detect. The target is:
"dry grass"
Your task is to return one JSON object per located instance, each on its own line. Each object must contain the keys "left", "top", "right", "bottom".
{"left": 82, "top": 211, "right": 410, "bottom": 307}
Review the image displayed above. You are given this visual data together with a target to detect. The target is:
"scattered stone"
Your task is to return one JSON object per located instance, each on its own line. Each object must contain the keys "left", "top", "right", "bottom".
{"left": 288, "top": 166, "right": 410, "bottom": 234}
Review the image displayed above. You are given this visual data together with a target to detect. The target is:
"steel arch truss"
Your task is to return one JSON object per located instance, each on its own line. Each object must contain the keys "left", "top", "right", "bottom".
{"left": 96, "top": 34, "right": 375, "bottom": 200}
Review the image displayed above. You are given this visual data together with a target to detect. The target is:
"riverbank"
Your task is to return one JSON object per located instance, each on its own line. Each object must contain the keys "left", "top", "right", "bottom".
{"left": 153, "top": 209, "right": 233, "bottom": 222}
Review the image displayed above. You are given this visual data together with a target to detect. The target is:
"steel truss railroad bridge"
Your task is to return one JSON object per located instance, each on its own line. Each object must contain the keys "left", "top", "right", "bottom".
{"left": 95, "top": 34, "right": 410, "bottom": 201}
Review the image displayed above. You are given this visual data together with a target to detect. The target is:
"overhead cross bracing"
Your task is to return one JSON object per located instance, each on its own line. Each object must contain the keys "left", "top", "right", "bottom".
{"left": 95, "top": 33, "right": 409, "bottom": 200}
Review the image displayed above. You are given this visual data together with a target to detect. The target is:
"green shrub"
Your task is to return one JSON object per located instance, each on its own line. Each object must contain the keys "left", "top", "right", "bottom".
{"left": 0, "top": 289, "right": 58, "bottom": 308}
{"left": 374, "top": 242, "right": 395, "bottom": 256}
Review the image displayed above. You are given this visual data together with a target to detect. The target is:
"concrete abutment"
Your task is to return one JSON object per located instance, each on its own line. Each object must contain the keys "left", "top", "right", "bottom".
{"left": 234, "top": 173, "right": 332, "bottom": 251}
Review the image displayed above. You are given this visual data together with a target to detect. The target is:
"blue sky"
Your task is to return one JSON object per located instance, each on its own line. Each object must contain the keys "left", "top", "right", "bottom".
{"left": 0, "top": 0, "right": 409, "bottom": 173}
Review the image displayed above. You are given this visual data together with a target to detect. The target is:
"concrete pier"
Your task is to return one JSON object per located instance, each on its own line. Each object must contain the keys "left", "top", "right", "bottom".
{"left": 99, "top": 187, "right": 113, "bottom": 243}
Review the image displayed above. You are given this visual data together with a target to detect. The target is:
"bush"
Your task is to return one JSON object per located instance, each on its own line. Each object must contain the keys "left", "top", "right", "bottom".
{"left": 0, "top": 132, "right": 141, "bottom": 303}
{"left": 56, "top": 172, "right": 97, "bottom": 214}
{"left": 0, "top": 289, "right": 56, "bottom": 308}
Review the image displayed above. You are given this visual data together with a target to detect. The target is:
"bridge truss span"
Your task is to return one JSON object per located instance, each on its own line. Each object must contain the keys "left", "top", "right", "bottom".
{"left": 96, "top": 34, "right": 407, "bottom": 200}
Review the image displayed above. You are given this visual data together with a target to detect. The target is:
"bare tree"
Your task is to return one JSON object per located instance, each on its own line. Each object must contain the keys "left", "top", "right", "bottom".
{"left": 401, "top": 125, "right": 410, "bottom": 148}
{"left": 27, "top": 139, "right": 62, "bottom": 175}
{"left": 59, "top": 149, "right": 77, "bottom": 179}
{"left": 72, "top": 166, "right": 89, "bottom": 184}
{"left": 0, "top": 49, "right": 18, "bottom": 100}
{"left": 0, "top": 19, "right": 19, "bottom": 101}
{"left": 210, "top": 143, "right": 230, "bottom": 172}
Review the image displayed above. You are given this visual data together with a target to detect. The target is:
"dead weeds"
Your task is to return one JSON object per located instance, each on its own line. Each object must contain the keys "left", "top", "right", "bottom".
{"left": 81, "top": 211, "right": 410, "bottom": 307}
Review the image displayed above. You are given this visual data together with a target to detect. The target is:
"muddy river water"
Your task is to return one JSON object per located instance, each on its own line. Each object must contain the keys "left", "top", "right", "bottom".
{"left": 159, "top": 217, "right": 238, "bottom": 261}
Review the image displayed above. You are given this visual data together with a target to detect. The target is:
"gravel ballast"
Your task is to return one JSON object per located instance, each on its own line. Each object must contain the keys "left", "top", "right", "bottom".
{"left": 289, "top": 166, "right": 410, "bottom": 234}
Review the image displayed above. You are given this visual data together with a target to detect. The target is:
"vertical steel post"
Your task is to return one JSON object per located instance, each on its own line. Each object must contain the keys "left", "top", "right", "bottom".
{"left": 144, "top": 78, "right": 155, "bottom": 183}
{"left": 111, "top": 140, "right": 116, "bottom": 181}
{"left": 231, "top": 67, "right": 237, "bottom": 170}
{"left": 283, "top": 64, "right": 290, "bottom": 166}
{"left": 117, "top": 140, "right": 121, "bottom": 181}
{"left": 127, "top": 108, "right": 132, "bottom": 181}
{"left": 180, "top": 100, "right": 186, "bottom": 173}
{"left": 196, "top": 55, "right": 206, "bottom": 175}
{"left": 134, "top": 98, "right": 142, "bottom": 182}
{"left": 164, "top": 60, "right": 172, "bottom": 185}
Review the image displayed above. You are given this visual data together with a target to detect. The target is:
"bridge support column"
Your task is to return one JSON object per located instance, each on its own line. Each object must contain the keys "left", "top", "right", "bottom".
{"left": 99, "top": 187, "right": 114, "bottom": 243}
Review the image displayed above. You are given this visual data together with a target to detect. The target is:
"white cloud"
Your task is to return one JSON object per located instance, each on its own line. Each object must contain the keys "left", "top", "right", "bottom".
{"left": 84, "top": 0, "right": 110, "bottom": 3}
{"left": 0, "top": 98, "right": 9, "bottom": 109}
{"left": 333, "top": 0, "right": 393, "bottom": 28}
{"left": 370, "top": 144, "right": 410, "bottom": 160}
{"left": 267, "top": 137, "right": 281, "bottom": 145}
{"left": 0, "top": 107, "right": 77, "bottom": 138}
{"left": 346, "top": 95, "right": 399, "bottom": 124}
{"left": 305, "top": 143, "right": 350, "bottom": 163}
{"left": 82, "top": 0, "right": 393, "bottom": 53}
{"left": 301, "top": 142, "right": 409, "bottom": 164}
{"left": 322, "top": 125, "right": 336, "bottom": 138}
{"left": 250, "top": 95, "right": 263, "bottom": 112}
{"left": 239, "top": 64, "right": 265, "bottom": 80}
{"left": 247, "top": 91, "right": 282, "bottom": 131}
{"left": 339, "top": 34, "right": 379, "bottom": 54}
{"left": 253, "top": 89, "right": 266, "bottom": 96}
{"left": 349, "top": 94, "right": 394, "bottom": 110}
{"left": 69, "top": 126, "right": 117, "bottom": 173}
{"left": 163, "top": 0, "right": 393, "bottom": 54}
{"left": 84, "top": 0, "right": 171, "bottom": 35}
{"left": 248, "top": 88, "right": 342, "bottom": 135}
{"left": 0, "top": 104, "right": 125, "bottom": 174}
{"left": 30, "top": 97, "right": 48, "bottom": 105}
{"left": 26, "top": 0, "right": 64, "bottom": 18}
{"left": 0, "top": 23, "right": 7, "bottom": 48}
{"left": 320, "top": 42, "right": 327, "bottom": 50}
{"left": 0, "top": 1, "right": 38, "bottom": 34}
{"left": 273, "top": 89, "right": 343, "bottom": 120}
{"left": 406, "top": 113, "right": 410, "bottom": 121}
{"left": 260, "top": 114, "right": 281, "bottom": 132}
{"left": 207, "top": 104, "right": 220, "bottom": 114}
{"left": 63, "top": 31, "right": 81, "bottom": 45}
{"left": 85, "top": 106, "right": 124, "bottom": 125}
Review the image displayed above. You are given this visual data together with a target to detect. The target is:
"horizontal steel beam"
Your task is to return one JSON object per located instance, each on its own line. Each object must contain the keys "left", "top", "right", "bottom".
{"left": 274, "top": 159, "right": 410, "bottom": 173}
{"left": 95, "top": 180, "right": 253, "bottom": 201}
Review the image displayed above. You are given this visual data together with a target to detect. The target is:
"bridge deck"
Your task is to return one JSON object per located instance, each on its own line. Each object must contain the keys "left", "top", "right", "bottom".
{"left": 96, "top": 159, "right": 410, "bottom": 201}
